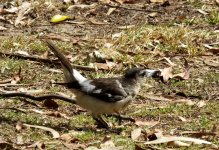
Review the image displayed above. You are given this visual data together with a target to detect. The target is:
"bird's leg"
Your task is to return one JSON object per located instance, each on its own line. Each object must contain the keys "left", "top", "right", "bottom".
{"left": 107, "top": 113, "right": 135, "bottom": 125}
{"left": 92, "top": 114, "right": 110, "bottom": 129}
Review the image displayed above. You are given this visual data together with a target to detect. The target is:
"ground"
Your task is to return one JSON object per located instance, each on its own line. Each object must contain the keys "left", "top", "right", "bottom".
{"left": 0, "top": 0, "right": 218, "bottom": 149}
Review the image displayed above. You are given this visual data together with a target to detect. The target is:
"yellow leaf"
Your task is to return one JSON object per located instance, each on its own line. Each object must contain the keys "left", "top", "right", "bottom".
{"left": 50, "top": 15, "right": 70, "bottom": 23}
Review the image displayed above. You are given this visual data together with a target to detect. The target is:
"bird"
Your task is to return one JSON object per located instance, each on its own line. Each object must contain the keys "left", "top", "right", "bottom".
{"left": 44, "top": 40, "right": 160, "bottom": 128}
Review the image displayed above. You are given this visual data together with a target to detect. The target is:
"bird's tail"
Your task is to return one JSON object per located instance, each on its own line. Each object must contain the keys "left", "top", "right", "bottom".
{"left": 44, "top": 40, "right": 86, "bottom": 83}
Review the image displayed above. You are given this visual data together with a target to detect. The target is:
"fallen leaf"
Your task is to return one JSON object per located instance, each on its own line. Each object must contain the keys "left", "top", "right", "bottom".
{"left": 148, "top": 12, "right": 158, "bottom": 17}
{"left": 27, "top": 141, "right": 46, "bottom": 149}
{"left": 89, "top": 17, "right": 108, "bottom": 25}
{"left": 14, "top": 50, "right": 29, "bottom": 56}
{"left": 102, "top": 135, "right": 111, "bottom": 143}
{"left": 144, "top": 136, "right": 215, "bottom": 146}
{"left": 0, "top": 26, "right": 7, "bottom": 31}
{"left": 23, "top": 123, "right": 60, "bottom": 138}
{"left": 131, "top": 128, "right": 142, "bottom": 140}
{"left": 178, "top": 116, "right": 187, "bottom": 122}
{"left": 43, "top": 99, "right": 59, "bottom": 109}
{"left": 112, "top": 32, "right": 123, "bottom": 39}
{"left": 117, "top": 25, "right": 135, "bottom": 29}
{"left": 11, "top": 67, "right": 22, "bottom": 84}
{"left": 196, "top": 101, "right": 206, "bottom": 108}
{"left": 41, "top": 51, "right": 49, "bottom": 59}
{"left": 115, "top": 0, "right": 136, "bottom": 4}
{"left": 50, "top": 15, "right": 71, "bottom": 23}
{"left": 172, "top": 58, "right": 190, "bottom": 80}
{"left": 15, "top": 2, "right": 32, "bottom": 26}
{"left": 100, "top": 139, "right": 118, "bottom": 150}
{"left": 46, "top": 111, "right": 70, "bottom": 119}
{"left": 163, "top": 57, "right": 176, "bottom": 66}
{"left": 197, "top": 9, "right": 208, "bottom": 15}
{"left": 62, "top": 143, "right": 85, "bottom": 150}
{"left": 160, "top": 66, "right": 173, "bottom": 82}
{"left": 16, "top": 121, "right": 24, "bottom": 131}
{"left": 204, "top": 58, "right": 219, "bottom": 67}
{"left": 150, "top": 0, "right": 166, "bottom": 3}
{"left": 68, "top": 3, "right": 97, "bottom": 9}
{"left": 107, "top": 8, "right": 116, "bottom": 15}
{"left": 172, "top": 99, "right": 195, "bottom": 106}
{"left": 168, "top": 140, "right": 190, "bottom": 147}
{"left": 88, "top": 50, "right": 106, "bottom": 63}
{"left": 144, "top": 94, "right": 171, "bottom": 101}
{"left": 135, "top": 119, "right": 159, "bottom": 127}
{"left": 60, "top": 133, "right": 72, "bottom": 141}
{"left": 16, "top": 135, "right": 24, "bottom": 145}
{"left": 93, "top": 61, "right": 117, "bottom": 70}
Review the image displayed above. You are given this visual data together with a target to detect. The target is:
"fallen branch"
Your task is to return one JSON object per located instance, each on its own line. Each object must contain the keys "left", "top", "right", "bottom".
{"left": 0, "top": 92, "right": 76, "bottom": 104}
{"left": 0, "top": 51, "right": 96, "bottom": 71}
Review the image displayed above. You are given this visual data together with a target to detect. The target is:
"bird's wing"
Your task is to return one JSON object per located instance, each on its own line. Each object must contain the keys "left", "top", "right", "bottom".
{"left": 78, "top": 78, "right": 129, "bottom": 102}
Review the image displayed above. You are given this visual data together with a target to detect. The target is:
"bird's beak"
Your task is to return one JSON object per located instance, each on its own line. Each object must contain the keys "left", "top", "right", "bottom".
{"left": 144, "top": 69, "right": 161, "bottom": 78}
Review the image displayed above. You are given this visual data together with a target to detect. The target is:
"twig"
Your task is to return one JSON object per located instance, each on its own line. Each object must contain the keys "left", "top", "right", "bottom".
{"left": 105, "top": 3, "right": 158, "bottom": 12}
{"left": 0, "top": 51, "right": 96, "bottom": 71}
{"left": 0, "top": 92, "right": 76, "bottom": 104}
{"left": 0, "top": 83, "right": 27, "bottom": 87}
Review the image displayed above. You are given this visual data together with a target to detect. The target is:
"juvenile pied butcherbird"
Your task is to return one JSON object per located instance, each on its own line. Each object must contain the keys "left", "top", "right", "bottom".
{"left": 44, "top": 40, "right": 160, "bottom": 128}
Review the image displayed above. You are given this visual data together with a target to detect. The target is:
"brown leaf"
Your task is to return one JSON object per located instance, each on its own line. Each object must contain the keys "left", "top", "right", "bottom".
{"left": 107, "top": 8, "right": 116, "bottom": 15}
{"left": 46, "top": 111, "right": 70, "bottom": 119}
{"left": 89, "top": 17, "right": 108, "bottom": 25}
{"left": 41, "top": 51, "right": 49, "bottom": 59}
{"left": 16, "top": 121, "right": 24, "bottom": 131}
{"left": 117, "top": 25, "right": 135, "bottom": 29}
{"left": 102, "top": 135, "right": 111, "bottom": 143}
{"left": 178, "top": 116, "right": 187, "bottom": 122}
{"left": 0, "top": 26, "right": 7, "bottom": 31}
{"left": 131, "top": 128, "right": 142, "bottom": 140}
{"left": 160, "top": 66, "right": 173, "bottom": 82}
{"left": 167, "top": 141, "right": 190, "bottom": 147}
{"left": 196, "top": 101, "right": 206, "bottom": 108}
{"left": 150, "top": 0, "right": 166, "bottom": 3}
{"left": 93, "top": 61, "right": 117, "bottom": 70}
{"left": 204, "top": 58, "right": 219, "bottom": 67}
{"left": 15, "top": 2, "right": 32, "bottom": 26}
{"left": 27, "top": 141, "right": 46, "bottom": 150}
{"left": 197, "top": 9, "right": 208, "bottom": 15}
{"left": 60, "top": 133, "right": 72, "bottom": 141}
{"left": 135, "top": 119, "right": 159, "bottom": 127}
{"left": 163, "top": 57, "right": 176, "bottom": 66}
{"left": 62, "top": 143, "right": 85, "bottom": 150}
{"left": 172, "top": 58, "right": 190, "bottom": 80}
{"left": 115, "top": 0, "right": 136, "bottom": 4}
{"left": 16, "top": 135, "right": 24, "bottom": 145}
{"left": 11, "top": 67, "right": 22, "bottom": 84}
{"left": 43, "top": 99, "right": 59, "bottom": 109}
{"left": 144, "top": 136, "right": 215, "bottom": 147}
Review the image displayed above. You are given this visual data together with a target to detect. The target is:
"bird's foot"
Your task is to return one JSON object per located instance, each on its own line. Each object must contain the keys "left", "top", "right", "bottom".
{"left": 92, "top": 116, "right": 110, "bottom": 129}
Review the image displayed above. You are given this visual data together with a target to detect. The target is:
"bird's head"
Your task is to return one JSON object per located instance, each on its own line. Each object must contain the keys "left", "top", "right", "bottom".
{"left": 124, "top": 68, "right": 161, "bottom": 80}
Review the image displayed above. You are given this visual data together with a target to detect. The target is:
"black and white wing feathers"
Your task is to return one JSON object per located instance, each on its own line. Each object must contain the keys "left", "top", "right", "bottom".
{"left": 78, "top": 78, "right": 128, "bottom": 102}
